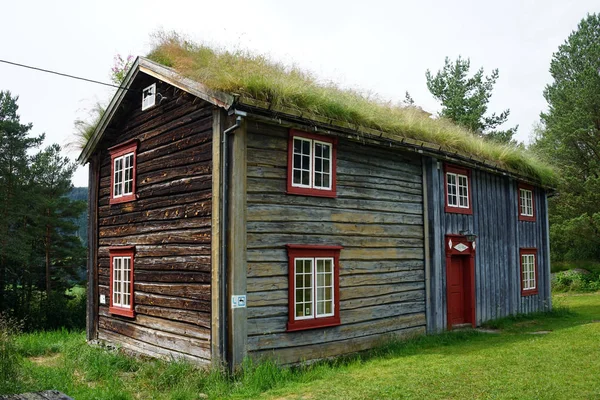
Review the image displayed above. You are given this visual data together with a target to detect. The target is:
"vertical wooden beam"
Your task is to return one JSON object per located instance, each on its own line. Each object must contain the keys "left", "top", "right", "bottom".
{"left": 227, "top": 117, "right": 247, "bottom": 370}
{"left": 544, "top": 192, "right": 552, "bottom": 310}
{"left": 422, "top": 159, "right": 431, "bottom": 333}
{"left": 211, "top": 108, "right": 224, "bottom": 365}
{"left": 86, "top": 155, "right": 100, "bottom": 341}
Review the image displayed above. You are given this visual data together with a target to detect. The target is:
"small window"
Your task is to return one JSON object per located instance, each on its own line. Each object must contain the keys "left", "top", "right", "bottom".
{"left": 518, "top": 183, "right": 536, "bottom": 222}
{"left": 286, "top": 244, "right": 342, "bottom": 331}
{"left": 287, "top": 130, "right": 337, "bottom": 198}
{"left": 444, "top": 164, "right": 472, "bottom": 214}
{"left": 520, "top": 249, "right": 538, "bottom": 296}
{"left": 109, "top": 140, "right": 138, "bottom": 205}
{"left": 142, "top": 83, "right": 156, "bottom": 111}
{"left": 109, "top": 246, "right": 135, "bottom": 317}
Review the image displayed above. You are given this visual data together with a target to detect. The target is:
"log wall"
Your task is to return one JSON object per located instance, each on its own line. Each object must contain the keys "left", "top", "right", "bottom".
{"left": 425, "top": 157, "right": 552, "bottom": 332}
{"left": 245, "top": 122, "right": 426, "bottom": 364}
{"left": 94, "top": 76, "right": 213, "bottom": 364}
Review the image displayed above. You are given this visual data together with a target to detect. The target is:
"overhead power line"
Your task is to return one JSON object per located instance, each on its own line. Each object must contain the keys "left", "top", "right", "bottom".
{"left": 0, "top": 58, "right": 135, "bottom": 91}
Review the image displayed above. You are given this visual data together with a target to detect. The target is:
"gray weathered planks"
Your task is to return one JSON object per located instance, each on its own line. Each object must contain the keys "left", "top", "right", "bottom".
{"left": 424, "top": 157, "right": 552, "bottom": 332}
{"left": 245, "top": 122, "right": 426, "bottom": 363}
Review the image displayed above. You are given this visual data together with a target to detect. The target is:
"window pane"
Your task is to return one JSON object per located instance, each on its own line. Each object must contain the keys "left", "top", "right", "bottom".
{"left": 293, "top": 169, "right": 302, "bottom": 185}
{"left": 447, "top": 173, "right": 457, "bottom": 206}
{"left": 294, "top": 258, "right": 313, "bottom": 319}
{"left": 292, "top": 138, "right": 312, "bottom": 187}
{"left": 302, "top": 140, "right": 310, "bottom": 154}
{"left": 322, "top": 173, "right": 330, "bottom": 188}
{"left": 301, "top": 171, "right": 310, "bottom": 186}
{"left": 316, "top": 258, "right": 334, "bottom": 317}
{"left": 314, "top": 173, "right": 322, "bottom": 187}
{"left": 317, "top": 302, "right": 325, "bottom": 315}
{"left": 313, "top": 142, "right": 331, "bottom": 189}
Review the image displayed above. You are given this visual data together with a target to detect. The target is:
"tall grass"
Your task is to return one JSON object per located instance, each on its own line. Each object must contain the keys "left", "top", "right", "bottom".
{"left": 146, "top": 32, "right": 556, "bottom": 186}
{"left": 0, "top": 313, "right": 24, "bottom": 394}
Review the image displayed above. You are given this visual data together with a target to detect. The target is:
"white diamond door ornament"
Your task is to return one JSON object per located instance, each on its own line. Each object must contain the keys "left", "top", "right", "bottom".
{"left": 448, "top": 239, "right": 453, "bottom": 249}
{"left": 454, "top": 243, "right": 469, "bottom": 252}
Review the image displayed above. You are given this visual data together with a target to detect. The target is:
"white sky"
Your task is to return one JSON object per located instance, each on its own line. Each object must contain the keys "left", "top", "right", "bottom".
{"left": 1, "top": 0, "right": 595, "bottom": 187}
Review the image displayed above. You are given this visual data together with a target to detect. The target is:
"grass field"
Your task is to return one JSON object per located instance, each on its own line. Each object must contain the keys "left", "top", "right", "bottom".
{"left": 2, "top": 293, "right": 599, "bottom": 399}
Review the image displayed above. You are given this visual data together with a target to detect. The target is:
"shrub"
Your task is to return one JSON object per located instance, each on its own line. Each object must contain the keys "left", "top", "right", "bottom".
{"left": 0, "top": 313, "right": 24, "bottom": 394}
{"left": 552, "top": 269, "right": 600, "bottom": 293}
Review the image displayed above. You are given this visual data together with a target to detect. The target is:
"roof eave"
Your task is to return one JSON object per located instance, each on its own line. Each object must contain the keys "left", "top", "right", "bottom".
{"left": 234, "top": 98, "right": 555, "bottom": 190}
{"left": 77, "top": 56, "right": 234, "bottom": 165}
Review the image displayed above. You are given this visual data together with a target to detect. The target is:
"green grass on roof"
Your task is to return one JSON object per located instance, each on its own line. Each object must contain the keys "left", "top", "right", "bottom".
{"left": 147, "top": 32, "right": 556, "bottom": 186}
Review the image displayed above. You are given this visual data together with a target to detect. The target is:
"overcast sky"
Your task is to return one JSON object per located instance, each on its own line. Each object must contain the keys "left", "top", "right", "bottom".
{"left": 1, "top": 1, "right": 596, "bottom": 187}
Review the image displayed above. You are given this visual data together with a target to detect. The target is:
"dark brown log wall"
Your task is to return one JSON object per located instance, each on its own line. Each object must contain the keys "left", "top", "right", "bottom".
{"left": 95, "top": 77, "right": 213, "bottom": 364}
{"left": 245, "top": 122, "right": 426, "bottom": 364}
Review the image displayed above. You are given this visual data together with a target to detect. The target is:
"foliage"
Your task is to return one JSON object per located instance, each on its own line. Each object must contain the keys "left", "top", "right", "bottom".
{"left": 111, "top": 54, "right": 134, "bottom": 85}
{"left": 426, "top": 56, "right": 517, "bottom": 144}
{"left": 532, "top": 13, "right": 600, "bottom": 262}
{"left": 69, "top": 187, "right": 88, "bottom": 248}
{"left": 0, "top": 313, "right": 23, "bottom": 394}
{"left": 145, "top": 32, "right": 555, "bottom": 185}
{"left": 0, "top": 90, "right": 86, "bottom": 328}
{"left": 72, "top": 102, "right": 106, "bottom": 151}
{"left": 552, "top": 269, "right": 600, "bottom": 293}
{"left": 3, "top": 293, "right": 599, "bottom": 399}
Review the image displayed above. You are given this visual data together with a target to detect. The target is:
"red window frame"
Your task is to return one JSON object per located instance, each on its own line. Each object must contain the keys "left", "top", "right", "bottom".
{"left": 109, "top": 139, "right": 138, "bottom": 205}
{"left": 286, "top": 244, "right": 342, "bottom": 332}
{"left": 444, "top": 164, "right": 473, "bottom": 215}
{"left": 519, "top": 248, "right": 539, "bottom": 297}
{"left": 287, "top": 129, "right": 337, "bottom": 198}
{"left": 518, "top": 183, "right": 536, "bottom": 222}
{"left": 109, "top": 246, "right": 135, "bottom": 318}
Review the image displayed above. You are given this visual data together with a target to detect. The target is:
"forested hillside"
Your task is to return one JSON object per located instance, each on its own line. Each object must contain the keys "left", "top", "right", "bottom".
{"left": 69, "top": 187, "right": 88, "bottom": 248}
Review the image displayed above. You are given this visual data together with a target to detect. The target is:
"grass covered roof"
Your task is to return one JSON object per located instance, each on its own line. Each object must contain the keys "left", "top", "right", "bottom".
{"left": 147, "top": 33, "right": 555, "bottom": 186}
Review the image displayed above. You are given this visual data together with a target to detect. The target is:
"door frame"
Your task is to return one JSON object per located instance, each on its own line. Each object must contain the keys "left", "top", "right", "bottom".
{"left": 445, "top": 234, "right": 476, "bottom": 329}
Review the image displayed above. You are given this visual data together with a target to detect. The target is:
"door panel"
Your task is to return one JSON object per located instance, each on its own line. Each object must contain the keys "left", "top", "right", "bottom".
{"left": 448, "top": 256, "right": 466, "bottom": 325}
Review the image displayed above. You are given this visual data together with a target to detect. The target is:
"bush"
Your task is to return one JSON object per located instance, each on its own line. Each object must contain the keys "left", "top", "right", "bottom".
{"left": 7, "top": 287, "right": 87, "bottom": 332}
{"left": 552, "top": 269, "right": 600, "bottom": 293}
{"left": 0, "top": 313, "right": 23, "bottom": 394}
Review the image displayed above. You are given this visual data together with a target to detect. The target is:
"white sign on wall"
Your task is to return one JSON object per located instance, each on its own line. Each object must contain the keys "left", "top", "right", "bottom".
{"left": 231, "top": 295, "right": 246, "bottom": 309}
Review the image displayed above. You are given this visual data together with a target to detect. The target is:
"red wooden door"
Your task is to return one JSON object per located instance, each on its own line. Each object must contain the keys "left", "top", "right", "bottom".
{"left": 447, "top": 255, "right": 469, "bottom": 327}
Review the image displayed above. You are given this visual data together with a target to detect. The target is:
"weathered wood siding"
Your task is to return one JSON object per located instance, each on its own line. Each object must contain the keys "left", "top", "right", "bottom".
{"left": 245, "top": 122, "right": 426, "bottom": 364}
{"left": 95, "top": 76, "right": 213, "bottom": 364}
{"left": 425, "top": 157, "right": 551, "bottom": 332}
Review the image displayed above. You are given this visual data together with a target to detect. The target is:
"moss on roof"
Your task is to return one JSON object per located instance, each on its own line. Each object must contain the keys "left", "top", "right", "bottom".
{"left": 147, "top": 32, "right": 556, "bottom": 186}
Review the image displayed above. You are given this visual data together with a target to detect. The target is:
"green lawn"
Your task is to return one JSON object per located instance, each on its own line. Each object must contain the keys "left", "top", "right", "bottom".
{"left": 2, "top": 293, "right": 599, "bottom": 399}
{"left": 262, "top": 294, "right": 600, "bottom": 399}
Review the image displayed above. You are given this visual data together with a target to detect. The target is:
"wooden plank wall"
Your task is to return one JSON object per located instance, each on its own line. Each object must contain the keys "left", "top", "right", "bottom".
{"left": 245, "top": 122, "right": 426, "bottom": 364}
{"left": 95, "top": 77, "right": 213, "bottom": 364}
{"left": 425, "top": 157, "right": 551, "bottom": 332}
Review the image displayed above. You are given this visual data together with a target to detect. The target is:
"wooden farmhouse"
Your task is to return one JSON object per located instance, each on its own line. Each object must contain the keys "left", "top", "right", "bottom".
{"left": 79, "top": 56, "right": 553, "bottom": 368}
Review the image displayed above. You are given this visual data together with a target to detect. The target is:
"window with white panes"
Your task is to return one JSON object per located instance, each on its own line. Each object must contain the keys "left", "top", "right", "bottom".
{"left": 291, "top": 137, "right": 332, "bottom": 190}
{"left": 521, "top": 253, "right": 536, "bottom": 291}
{"left": 109, "top": 247, "right": 135, "bottom": 317}
{"left": 112, "top": 256, "right": 132, "bottom": 308}
{"left": 520, "top": 249, "right": 538, "bottom": 296}
{"left": 109, "top": 141, "right": 138, "bottom": 204}
{"left": 293, "top": 257, "right": 334, "bottom": 320}
{"left": 447, "top": 172, "right": 469, "bottom": 208}
{"left": 113, "top": 153, "right": 134, "bottom": 198}
{"left": 520, "top": 189, "right": 533, "bottom": 216}
{"left": 286, "top": 245, "right": 341, "bottom": 331}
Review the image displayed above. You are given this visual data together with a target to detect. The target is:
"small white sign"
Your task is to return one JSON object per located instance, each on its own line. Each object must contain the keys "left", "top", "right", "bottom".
{"left": 100, "top": 294, "right": 106, "bottom": 305}
{"left": 231, "top": 295, "right": 246, "bottom": 309}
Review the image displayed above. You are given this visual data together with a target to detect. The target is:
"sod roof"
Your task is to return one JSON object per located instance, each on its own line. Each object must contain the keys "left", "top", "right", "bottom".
{"left": 144, "top": 33, "right": 555, "bottom": 186}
